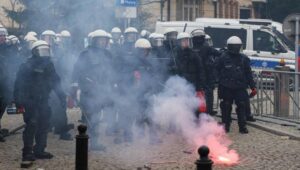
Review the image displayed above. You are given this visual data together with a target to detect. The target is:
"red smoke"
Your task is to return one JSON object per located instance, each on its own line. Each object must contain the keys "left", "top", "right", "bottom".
{"left": 193, "top": 114, "right": 239, "bottom": 165}
{"left": 151, "top": 77, "right": 239, "bottom": 166}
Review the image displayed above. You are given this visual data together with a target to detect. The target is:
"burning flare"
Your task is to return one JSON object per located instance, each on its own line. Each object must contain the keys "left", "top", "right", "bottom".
{"left": 151, "top": 77, "right": 239, "bottom": 166}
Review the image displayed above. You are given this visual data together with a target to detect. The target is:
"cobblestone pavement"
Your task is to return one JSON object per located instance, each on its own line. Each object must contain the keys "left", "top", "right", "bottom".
{"left": 0, "top": 109, "right": 300, "bottom": 170}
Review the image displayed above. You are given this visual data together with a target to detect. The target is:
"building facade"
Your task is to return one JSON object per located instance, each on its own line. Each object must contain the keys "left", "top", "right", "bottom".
{"left": 140, "top": 0, "right": 267, "bottom": 30}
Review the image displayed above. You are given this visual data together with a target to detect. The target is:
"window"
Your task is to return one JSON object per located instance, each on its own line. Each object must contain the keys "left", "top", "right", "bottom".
{"left": 184, "top": 7, "right": 189, "bottom": 21}
{"left": 253, "top": 30, "right": 285, "bottom": 53}
{"left": 204, "top": 27, "right": 247, "bottom": 49}
{"left": 182, "top": 0, "right": 202, "bottom": 21}
{"left": 240, "top": 8, "right": 251, "bottom": 19}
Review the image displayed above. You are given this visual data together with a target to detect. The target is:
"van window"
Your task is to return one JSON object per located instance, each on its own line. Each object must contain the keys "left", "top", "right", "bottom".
{"left": 204, "top": 27, "right": 247, "bottom": 49}
{"left": 253, "top": 30, "right": 285, "bottom": 53}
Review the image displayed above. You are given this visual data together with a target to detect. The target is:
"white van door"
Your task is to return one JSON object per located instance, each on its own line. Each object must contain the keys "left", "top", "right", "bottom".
{"left": 245, "top": 29, "right": 294, "bottom": 69}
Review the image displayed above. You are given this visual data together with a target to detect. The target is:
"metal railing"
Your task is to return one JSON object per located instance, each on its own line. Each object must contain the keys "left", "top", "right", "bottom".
{"left": 251, "top": 69, "right": 300, "bottom": 121}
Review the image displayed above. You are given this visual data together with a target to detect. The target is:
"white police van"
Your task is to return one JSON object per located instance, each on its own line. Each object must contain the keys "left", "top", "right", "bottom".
{"left": 155, "top": 18, "right": 296, "bottom": 71}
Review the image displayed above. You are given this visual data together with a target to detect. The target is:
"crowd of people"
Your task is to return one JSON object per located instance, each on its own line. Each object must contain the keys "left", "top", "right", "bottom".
{"left": 0, "top": 25, "right": 257, "bottom": 163}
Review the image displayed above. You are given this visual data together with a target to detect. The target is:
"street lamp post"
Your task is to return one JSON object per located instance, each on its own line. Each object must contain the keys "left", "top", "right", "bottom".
{"left": 213, "top": 0, "right": 218, "bottom": 18}
{"left": 160, "top": 0, "right": 166, "bottom": 21}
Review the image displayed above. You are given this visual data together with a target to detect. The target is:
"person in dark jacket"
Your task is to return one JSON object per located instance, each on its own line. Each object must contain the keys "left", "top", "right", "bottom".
{"left": 216, "top": 36, "right": 257, "bottom": 134}
{"left": 111, "top": 27, "right": 139, "bottom": 144}
{"left": 14, "top": 40, "right": 66, "bottom": 162}
{"left": 172, "top": 32, "right": 206, "bottom": 119}
{"left": 163, "top": 28, "right": 178, "bottom": 69}
{"left": 48, "top": 30, "right": 74, "bottom": 141}
{"left": 110, "top": 27, "right": 122, "bottom": 58}
{"left": 0, "top": 28, "right": 24, "bottom": 142}
{"left": 133, "top": 38, "right": 163, "bottom": 144}
{"left": 191, "top": 29, "right": 221, "bottom": 116}
{"left": 71, "top": 30, "right": 114, "bottom": 151}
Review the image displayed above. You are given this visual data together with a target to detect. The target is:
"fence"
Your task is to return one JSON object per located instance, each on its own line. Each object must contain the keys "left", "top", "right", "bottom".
{"left": 250, "top": 68, "right": 300, "bottom": 122}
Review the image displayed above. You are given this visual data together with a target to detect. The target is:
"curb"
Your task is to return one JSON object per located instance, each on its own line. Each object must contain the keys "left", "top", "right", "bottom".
{"left": 215, "top": 114, "right": 300, "bottom": 141}
{"left": 247, "top": 121, "right": 300, "bottom": 141}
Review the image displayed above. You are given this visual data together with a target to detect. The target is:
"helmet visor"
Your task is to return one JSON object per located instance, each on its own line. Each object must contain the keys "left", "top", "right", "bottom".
{"left": 228, "top": 44, "right": 242, "bottom": 54}
{"left": 153, "top": 38, "right": 164, "bottom": 47}
{"left": 42, "top": 35, "right": 55, "bottom": 46}
{"left": 126, "top": 33, "right": 137, "bottom": 43}
{"left": 36, "top": 46, "right": 51, "bottom": 57}
{"left": 166, "top": 32, "right": 178, "bottom": 40}
{"left": 112, "top": 33, "right": 121, "bottom": 40}
{"left": 93, "top": 37, "right": 109, "bottom": 49}
{"left": 180, "top": 38, "right": 190, "bottom": 49}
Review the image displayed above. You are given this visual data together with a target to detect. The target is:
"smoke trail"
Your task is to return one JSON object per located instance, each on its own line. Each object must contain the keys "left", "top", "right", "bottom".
{"left": 150, "top": 76, "right": 239, "bottom": 165}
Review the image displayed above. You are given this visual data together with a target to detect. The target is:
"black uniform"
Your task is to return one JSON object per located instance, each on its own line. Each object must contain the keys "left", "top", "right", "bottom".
{"left": 112, "top": 43, "right": 138, "bottom": 143}
{"left": 134, "top": 52, "right": 163, "bottom": 144}
{"left": 72, "top": 46, "right": 114, "bottom": 149}
{"left": 14, "top": 56, "right": 66, "bottom": 159}
{"left": 0, "top": 51, "right": 8, "bottom": 142}
{"left": 194, "top": 45, "right": 220, "bottom": 115}
{"left": 163, "top": 40, "right": 177, "bottom": 69}
{"left": 172, "top": 47, "right": 206, "bottom": 92}
{"left": 110, "top": 42, "right": 122, "bottom": 58}
{"left": 49, "top": 45, "right": 74, "bottom": 139}
{"left": 172, "top": 47, "right": 206, "bottom": 118}
{"left": 0, "top": 44, "right": 9, "bottom": 128}
{"left": 0, "top": 43, "right": 23, "bottom": 141}
{"left": 216, "top": 51, "right": 255, "bottom": 132}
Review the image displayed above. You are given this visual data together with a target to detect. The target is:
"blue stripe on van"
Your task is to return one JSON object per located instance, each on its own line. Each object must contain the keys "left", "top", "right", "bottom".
{"left": 250, "top": 59, "right": 279, "bottom": 69}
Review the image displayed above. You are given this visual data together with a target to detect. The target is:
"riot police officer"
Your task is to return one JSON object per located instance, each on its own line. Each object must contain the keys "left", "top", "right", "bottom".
{"left": 110, "top": 27, "right": 122, "bottom": 58}
{"left": 163, "top": 28, "right": 178, "bottom": 67}
{"left": 14, "top": 40, "right": 66, "bottom": 161}
{"left": 122, "top": 27, "right": 139, "bottom": 56}
{"left": 172, "top": 32, "right": 206, "bottom": 119}
{"left": 0, "top": 26, "right": 8, "bottom": 142}
{"left": 112, "top": 27, "right": 139, "bottom": 143}
{"left": 71, "top": 29, "right": 113, "bottom": 151}
{"left": 216, "top": 36, "right": 256, "bottom": 134}
{"left": 149, "top": 33, "right": 166, "bottom": 59}
{"left": 133, "top": 38, "right": 162, "bottom": 144}
{"left": 191, "top": 29, "right": 220, "bottom": 116}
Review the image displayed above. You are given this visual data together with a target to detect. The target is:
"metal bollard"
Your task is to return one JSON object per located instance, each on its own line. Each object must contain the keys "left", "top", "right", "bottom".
{"left": 76, "top": 124, "right": 89, "bottom": 170}
{"left": 274, "top": 66, "right": 290, "bottom": 117}
{"left": 195, "top": 145, "right": 213, "bottom": 170}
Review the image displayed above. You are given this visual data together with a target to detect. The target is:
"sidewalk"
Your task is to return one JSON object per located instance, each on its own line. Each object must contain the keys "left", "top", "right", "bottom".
{"left": 0, "top": 110, "right": 300, "bottom": 170}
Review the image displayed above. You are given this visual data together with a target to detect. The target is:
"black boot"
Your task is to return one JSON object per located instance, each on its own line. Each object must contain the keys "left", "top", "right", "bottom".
{"left": 59, "top": 132, "right": 73, "bottom": 141}
{"left": 239, "top": 127, "right": 249, "bottom": 134}
{"left": 0, "top": 133, "right": 5, "bottom": 142}
{"left": 34, "top": 151, "right": 54, "bottom": 159}
{"left": 225, "top": 125, "right": 230, "bottom": 133}
{"left": 246, "top": 116, "right": 256, "bottom": 122}
{"left": 22, "top": 153, "right": 36, "bottom": 161}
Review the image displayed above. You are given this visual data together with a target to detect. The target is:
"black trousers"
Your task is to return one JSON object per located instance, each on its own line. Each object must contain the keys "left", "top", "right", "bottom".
{"left": 49, "top": 92, "right": 68, "bottom": 134}
{"left": 204, "top": 87, "right": 214, "bottom": 115}
{"left": 0, "top": 98, "right": 7, "bottom": 129}
{"left": 22, "top": 102, "right": 51, "bottom": 155}
{"left": 245, "top": 96, "right": 252, "bottom": 118}
{"left": 219, "top": 86, "right": 247, "bottom": 129}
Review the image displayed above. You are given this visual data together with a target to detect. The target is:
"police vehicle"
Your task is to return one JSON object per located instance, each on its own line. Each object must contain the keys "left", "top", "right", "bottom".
{"left": 155, "top": 18, "right": 296, "bottom": 72}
